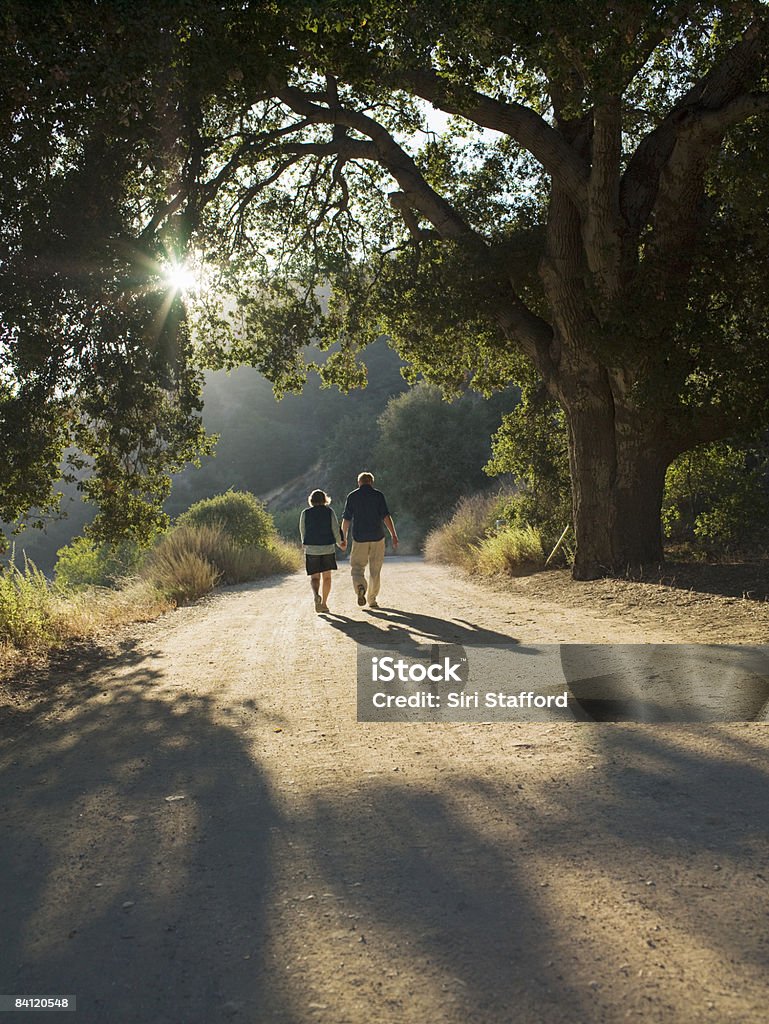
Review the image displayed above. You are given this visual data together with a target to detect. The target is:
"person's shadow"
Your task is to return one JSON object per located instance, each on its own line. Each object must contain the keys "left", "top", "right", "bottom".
{"left": 368, "top": 607, "right": 528, "bottom": 647}
{"left": 322, "top": 606, "right": 539, "bottom": 658}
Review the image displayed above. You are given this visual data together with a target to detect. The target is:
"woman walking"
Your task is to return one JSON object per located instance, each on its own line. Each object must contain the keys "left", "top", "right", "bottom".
{"left": 299, "top": 489, "right": 346, "bottom": 612}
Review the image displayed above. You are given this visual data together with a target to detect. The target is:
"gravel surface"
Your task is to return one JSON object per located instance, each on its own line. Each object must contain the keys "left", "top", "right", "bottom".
{"left": 1, "top": 556, "right": 768, "bottom": 1024}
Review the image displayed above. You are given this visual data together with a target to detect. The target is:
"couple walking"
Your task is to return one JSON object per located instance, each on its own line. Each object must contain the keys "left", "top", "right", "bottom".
{"left": 299, "top": 472, "right": 399, "bottom": 613}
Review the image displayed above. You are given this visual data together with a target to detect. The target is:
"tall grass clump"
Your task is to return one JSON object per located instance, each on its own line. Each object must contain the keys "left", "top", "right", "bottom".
{"left": 141, "top": 525, "right": 224, "bottom": 604}
{"left": 424, "top": 493, "right": 500, "bottom": 570}
{"left": 176, "top": 490, "right": 275, "bottom": 548}
{"left": 0, "top": 558, "right": 57, "bottom": 650}
{"left": 0, "top": 557, "right": 171, "bottom": 661}
{"left": 425, "top": 492, "right": 548, "bottom": 576}
{"left": 473, "top": 525, "right": 545, "bottom": 576}
{"left": 142, "top": 523, "right": 300, "bottom": 604}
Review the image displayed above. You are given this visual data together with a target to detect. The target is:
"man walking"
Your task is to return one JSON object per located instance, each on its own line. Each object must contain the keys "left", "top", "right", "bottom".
{"left": 341, "top": 471, "right": 398, "bottom": 609}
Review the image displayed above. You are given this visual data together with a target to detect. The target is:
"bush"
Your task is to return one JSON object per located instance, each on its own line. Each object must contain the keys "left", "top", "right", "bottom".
{"left": 424, "top": 493, "right": 501, "bottom": 569}
{"left": 472, "top": 526, "right": 545, "bottom": 576}
{"left": 663, "top": 441, "right": 769, "bottom": 553}
{"left": 143, "top": 524, "right": 300, "bottom": 604}
{"left": 54, "top": 537, "right": 142, "bottom": 591}
{"left": 271, "top": 505, "right": 308, "bottom": 543}
{"left": 176, "top": 490, "right": 276, "bottom": 548}
{"left": 239, "top": 540, "right": 302, "bottom": 577}
{"left": 0, "top": 557, "right": 57, "bottom": 650}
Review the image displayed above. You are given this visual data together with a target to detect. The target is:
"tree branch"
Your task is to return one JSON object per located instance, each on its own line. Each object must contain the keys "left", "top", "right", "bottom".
{"left": 621, "top": 15, "right": 769, "bottom": 234}
{"left": 199, "top": 119, "right": 315, "bottom": 202}
{"left": 583, "top": 97, "right": 624, "bottom": 306}
{"left": 275, "top": 83, "right": 478, "bottom": 243}
{"left": 275, "top": 81, "right": 560, "bottom": 376}
{"left": 397, "top": 67, "right": 590, "bottom": 213}
{"left": 684, "top": 91, "right": 769, "bottom": 135}
{"left": 139, "top": 191, "right": 188, "bottom": 241}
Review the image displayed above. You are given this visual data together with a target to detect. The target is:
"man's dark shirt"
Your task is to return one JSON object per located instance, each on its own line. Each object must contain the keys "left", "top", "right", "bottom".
{"left": 342, "top": 484, "right": 389, "bottom": 542}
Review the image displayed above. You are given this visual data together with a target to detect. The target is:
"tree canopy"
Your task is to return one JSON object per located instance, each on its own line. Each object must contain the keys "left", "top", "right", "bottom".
{"left": 2, "top": 1, "right": 768, "bottom": 574}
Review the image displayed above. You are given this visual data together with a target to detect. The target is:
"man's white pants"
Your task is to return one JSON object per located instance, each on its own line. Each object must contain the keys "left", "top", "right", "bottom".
{"left": 350, "top": 539, "right": 386, "bottom": 600}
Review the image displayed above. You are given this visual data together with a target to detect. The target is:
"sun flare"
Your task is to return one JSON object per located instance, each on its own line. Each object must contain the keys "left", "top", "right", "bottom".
{"left": 163, "top": 261, "right": 196, "bottom": 294}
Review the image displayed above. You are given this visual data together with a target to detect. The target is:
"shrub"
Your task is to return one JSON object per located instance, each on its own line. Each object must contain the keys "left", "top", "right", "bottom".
{"left": 142, "top": 524, "right": 301, "bottom": 603}
{"left": 663, "top": 441, "right": 769, "bottom": 553}
{"left": 0, "top": 557, "right": 57, "bottom": 650}
{"left": 424, "top": 493, "right": 500, "bottom": 569}
{"left": 54, "top": 536, "right": 142, "bottom": 591}
{"left": 271, "top": 505, "right": 308, "bottom": 543}
{"left": 235, "top": 539, "right": 302, "bottom": 577}
{"left": 176, "top": 490, "right": 276, "bottom": 548}
{"left": 472, "top": 525, "right": 545, "bottom": 576}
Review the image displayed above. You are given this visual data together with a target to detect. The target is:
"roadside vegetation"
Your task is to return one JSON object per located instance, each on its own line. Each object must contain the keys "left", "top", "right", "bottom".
{"left": 0, "top": 491, "right": 299, "bottom": 666}
{"left": 426, "top": 403, "right": 769, "bottom": 578}
{"left": 425, "top": 493, "right": 549, "bottom": 578}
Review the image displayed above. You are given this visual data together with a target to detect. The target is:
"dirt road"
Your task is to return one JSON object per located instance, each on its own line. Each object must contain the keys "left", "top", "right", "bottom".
{"left": 2, "top": 557, "right": 769, "bottom": 1023}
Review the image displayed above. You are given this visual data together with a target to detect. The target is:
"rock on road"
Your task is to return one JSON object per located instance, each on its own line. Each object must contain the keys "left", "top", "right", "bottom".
{"left": 1, "top": 556, "right": 768, "bottom": 1024}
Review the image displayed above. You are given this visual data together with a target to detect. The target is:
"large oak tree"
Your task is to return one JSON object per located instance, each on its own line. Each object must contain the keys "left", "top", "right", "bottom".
{"left": 2, "top": 1, "right": 769, "bottom": 575}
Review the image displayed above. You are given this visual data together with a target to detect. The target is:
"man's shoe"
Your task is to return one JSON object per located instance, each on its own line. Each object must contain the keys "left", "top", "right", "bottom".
{"left": 367, "top": 600, "right": 380, "bottom": 609}
{"left": 314, "top": 593, "right": 322, "bottom": 612}
{"left": 357, "top": 584, "right": 367, "bottom": 606}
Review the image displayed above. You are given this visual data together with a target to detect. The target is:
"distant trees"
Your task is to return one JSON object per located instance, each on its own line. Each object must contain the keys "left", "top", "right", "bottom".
{"left": 318, "top": 383, "right": 518, "bottom": 535}
{"left": 168, "top": 337, "right": 408, "bottom": 514}
{"left": 374, "top": 384, "right": 517, "bottom": 529}
{"left": 320, "top": 409, "right": 382, "bottom": 508}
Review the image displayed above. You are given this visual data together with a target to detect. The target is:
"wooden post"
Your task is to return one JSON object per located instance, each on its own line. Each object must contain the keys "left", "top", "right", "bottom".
{"left": 545, "top": 524, "right": 571, "bottom": 567}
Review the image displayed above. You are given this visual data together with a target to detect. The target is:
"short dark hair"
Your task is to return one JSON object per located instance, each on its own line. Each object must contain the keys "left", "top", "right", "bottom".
{"left": 309, "top": 489, "right": 330, "bottom": 505}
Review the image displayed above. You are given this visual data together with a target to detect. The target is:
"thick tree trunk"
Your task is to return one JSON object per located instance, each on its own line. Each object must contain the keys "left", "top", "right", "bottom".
{"left": 566, "top": 400, "right": 667, "bottom": 580}
{"left": 537, "top": 166, "right": 672, "bottom": 580}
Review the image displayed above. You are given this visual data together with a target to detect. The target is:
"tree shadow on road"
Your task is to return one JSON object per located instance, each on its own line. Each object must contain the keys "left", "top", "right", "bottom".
{"left": 292, "top": 724, "right": 769, "bottom": 1022}
{"left": 0, "top": 642, "right": 297, "bottom": 1024}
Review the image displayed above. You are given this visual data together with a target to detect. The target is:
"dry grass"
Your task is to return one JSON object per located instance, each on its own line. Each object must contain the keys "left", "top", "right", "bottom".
{"left": 141, "top": 524, "right": 301, "bottom": 602}
{"left": 0, "top": 563, "right": 172, "bottom": 667}
{"left": 0, "top": 524, "right": 301, "bottom": 672}
{"left": 49, "top": 579, "right": 172, "bottom": 641}
{"left": 425, "top": 494, "right": 545, "bottom": 577}
{"left": 472, "top": 526, "right": 545, "bottom": 576}
{"left": 424, "top": 493, "right": 499, "bottom": 570}
{"left": 0, "top": 559, "right": 59, "bottom": 651}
